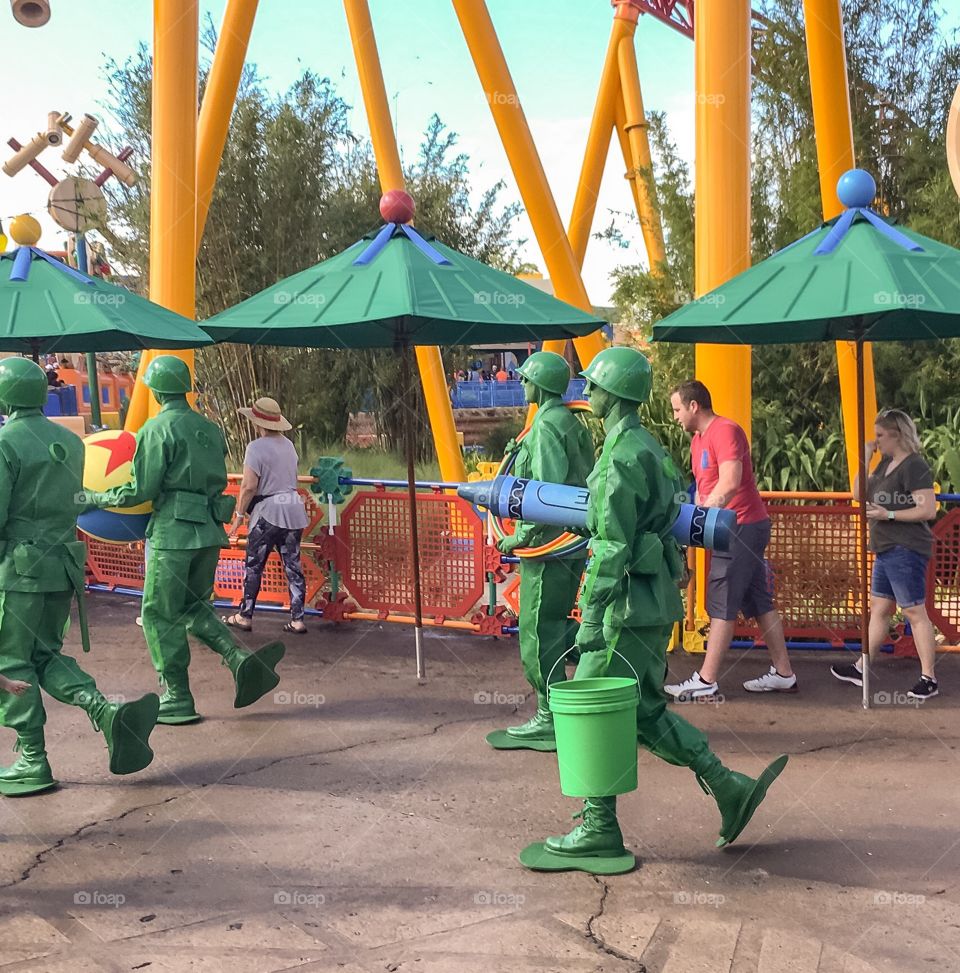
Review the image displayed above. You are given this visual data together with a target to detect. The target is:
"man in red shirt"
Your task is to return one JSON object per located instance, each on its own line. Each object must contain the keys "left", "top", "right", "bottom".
{"left": 665, "top": 381, "right": 796, "bottom": 699}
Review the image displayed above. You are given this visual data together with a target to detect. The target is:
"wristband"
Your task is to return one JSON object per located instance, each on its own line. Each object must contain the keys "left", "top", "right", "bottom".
{"left": 887, "top": 510, "right": 895, "bottom": 521}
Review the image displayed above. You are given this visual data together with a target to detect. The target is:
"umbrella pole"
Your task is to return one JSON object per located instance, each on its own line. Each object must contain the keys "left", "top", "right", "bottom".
{"left": 403, "top": 342, "right": 426, "bottom": 682}
{"left": 856, "top": 334, "right": 870, "bottom": 710}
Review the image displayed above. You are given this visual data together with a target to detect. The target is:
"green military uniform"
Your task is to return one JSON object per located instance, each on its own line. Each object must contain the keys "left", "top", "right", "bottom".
{"left": 491, "top": 353, "right": 595, "bottom": 750}
{"left": 0, "top": 358, "right": 159, "bottom": 795}
{"left": 92, "top": 357, "right": 284, "bottom": 725}
{"left": 523, "top": 348, "right": 787, "bottom": 871}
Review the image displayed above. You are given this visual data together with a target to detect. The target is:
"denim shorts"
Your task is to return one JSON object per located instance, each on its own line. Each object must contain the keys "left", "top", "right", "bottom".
{"left": 871, "top": 545, "right": 930, "bottom": 608}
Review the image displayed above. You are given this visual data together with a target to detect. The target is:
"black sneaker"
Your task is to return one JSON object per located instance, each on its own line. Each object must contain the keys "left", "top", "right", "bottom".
{"left": 831, "top": 663, "right": 863, "bottom": 687}
{"left": 907, "top": 676, "right": 939, "bottom": 700}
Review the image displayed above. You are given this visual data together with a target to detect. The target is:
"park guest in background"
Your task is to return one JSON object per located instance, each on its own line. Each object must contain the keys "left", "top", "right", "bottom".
{"left": 831, "top": 409, "right": 939, "bottom": 699}
{"left": 226, "top": 397, "right": 310, "bottom": 635}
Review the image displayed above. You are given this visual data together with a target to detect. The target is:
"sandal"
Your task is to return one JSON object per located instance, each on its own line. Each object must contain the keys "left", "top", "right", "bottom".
{"left": 283, "top": 622, "right": 307, "bottom": 635}
{"left": 223, "top": 613, "right": 252, "bottom": 632}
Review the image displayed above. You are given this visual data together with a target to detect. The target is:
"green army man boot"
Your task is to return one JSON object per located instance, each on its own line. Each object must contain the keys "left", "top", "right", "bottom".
{"left": 505, "top": 692, "right": 555, "bottom": 742}
{"left": 544, "top": 796, "right": 625, "bottom": 858}
{"left": 0, "top": 728, "right": 56, "bottom": 796}
{"left": 82, "top": 691, "right": 160, "bottom": 774}
{"left": 696, "top": 754, "right": 789, "bottom": 847}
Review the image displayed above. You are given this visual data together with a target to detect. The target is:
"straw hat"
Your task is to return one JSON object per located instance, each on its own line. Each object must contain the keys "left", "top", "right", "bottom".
{"left": 238, "top": 396, "right": 292, "bottom": 432}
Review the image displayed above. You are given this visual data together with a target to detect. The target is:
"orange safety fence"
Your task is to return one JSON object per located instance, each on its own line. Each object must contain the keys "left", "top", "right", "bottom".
{"left": 83, "top": 483, "right": 960, "bottom": 646}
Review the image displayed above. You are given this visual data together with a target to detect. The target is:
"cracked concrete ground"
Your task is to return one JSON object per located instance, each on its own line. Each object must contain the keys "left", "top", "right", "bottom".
{"left": 0, "top": 592, "right": 958, "bottom": 972}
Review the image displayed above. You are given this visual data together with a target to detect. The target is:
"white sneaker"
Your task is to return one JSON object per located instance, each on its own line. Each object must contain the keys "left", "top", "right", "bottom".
{"left": 743, "top": 666, "right": 798, "bottom": 693}
{"left": 664, "top": 670, "right": 719, "bottom": 701}
{"left": 135, "top": 616, "right": 143, "bottom": 627}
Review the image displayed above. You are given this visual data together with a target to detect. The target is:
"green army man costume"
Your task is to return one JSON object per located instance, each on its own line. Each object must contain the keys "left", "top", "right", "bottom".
{"left": 89, "top": 356, "right": 284, "bottom": 725}
{"left": 523, "top": 347, "right": 787, "bottom": 872}
{"left": 0, "top": 358, "right": 159, "bottom": 795}
{"left": 489, "top": 352, "right": 594, "bottom": 751}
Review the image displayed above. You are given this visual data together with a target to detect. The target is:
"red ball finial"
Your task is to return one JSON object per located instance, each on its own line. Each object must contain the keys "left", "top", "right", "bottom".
{"left": 380, "top": 189, "right": 415, "bottom": 224}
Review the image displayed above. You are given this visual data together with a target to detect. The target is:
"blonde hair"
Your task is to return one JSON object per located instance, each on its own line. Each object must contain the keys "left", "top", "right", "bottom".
{"left": 876, "top": 409, "right": 922, "bottom": 455}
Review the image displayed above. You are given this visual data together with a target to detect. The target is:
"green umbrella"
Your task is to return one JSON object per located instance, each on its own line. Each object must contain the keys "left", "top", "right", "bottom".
{"left": 205, "top": 215, "right": 604, "bottom": 679}
{"left": 652, "top": 169, "right": 957, "bottom": 708}
{"left": 0, "top": 247, "right": 213, "bottom": 353}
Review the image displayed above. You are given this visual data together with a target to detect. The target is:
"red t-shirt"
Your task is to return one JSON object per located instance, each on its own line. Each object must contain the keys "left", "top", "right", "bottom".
{"left": 691, "top": 416, "right": 767, "bottom": 525}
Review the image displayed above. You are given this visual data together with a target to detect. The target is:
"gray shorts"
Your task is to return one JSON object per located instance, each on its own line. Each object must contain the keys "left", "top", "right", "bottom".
{"left": 706, "top": 519, "right": 774, "bottom": 621}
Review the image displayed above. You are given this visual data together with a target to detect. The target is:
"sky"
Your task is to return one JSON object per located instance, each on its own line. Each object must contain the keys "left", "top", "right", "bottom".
{"left": 0, "top": 0, "right": 696, "bottom": 304}
{"left": 1, "top": 2, "right": 956, "bottom": 304}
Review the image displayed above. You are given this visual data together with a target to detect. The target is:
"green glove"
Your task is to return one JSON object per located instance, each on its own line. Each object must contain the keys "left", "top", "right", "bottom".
{"left": 497, "top": 535, "right": 518, "bottom": 555}
{"left": 573, "top": 649, "right": 608, "bottom": 680}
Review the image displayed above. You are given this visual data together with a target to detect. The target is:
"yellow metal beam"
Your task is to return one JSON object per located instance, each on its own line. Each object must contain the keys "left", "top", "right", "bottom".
{"left": 692, "top": 0, "right": 752, "bottom": 628}
{"left": 803, "top": 0, "right": 877, "bottom": 489}
{"left": 617, "top": 36, "right": 666, "bottom": 271}
{"left": 693, "top": 0, "right": 752, "bottom": 436}
{"left": 126, "top": 0, "right": 199, "bottom": 431}
{"left": 196, "top": 0, "right": 260, "bottom": 245}
{"left": 451, "top": 0, "right": 605, "bottom": 370}
{"left": 537, "top": 10, "right": 633, "bottom": 400}
{"left": 344, "top": 0, "right": 466, "bottom": 482}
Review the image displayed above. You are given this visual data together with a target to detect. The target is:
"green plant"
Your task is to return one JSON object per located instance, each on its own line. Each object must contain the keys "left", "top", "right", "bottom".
{"left": 483, "top": 420, "right": 525, "bottom": 462}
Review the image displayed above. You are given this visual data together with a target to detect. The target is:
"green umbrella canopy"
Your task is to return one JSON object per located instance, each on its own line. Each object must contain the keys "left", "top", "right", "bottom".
{"left": 652, "top": 201, "right": 960, "bottom": 345}
{"left": 202, "top": 222, "right": 604, "bottom": 347}
{"left": 0, "top": 247, "right": 212, "bottom": 353}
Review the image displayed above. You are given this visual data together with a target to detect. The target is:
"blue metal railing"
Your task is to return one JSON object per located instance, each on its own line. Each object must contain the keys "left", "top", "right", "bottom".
{"left": 451, "top": 378, "right": 587, "bottom": 409}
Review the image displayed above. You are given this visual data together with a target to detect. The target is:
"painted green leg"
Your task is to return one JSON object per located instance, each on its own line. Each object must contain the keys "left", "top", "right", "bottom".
{"left": 0, "top": 591, "right": 56, "bottom": 794}
{"left": 182, "top": 548, "right": 285, "bottom": 709}
{"left": 142, "top": 548, "right": 199, "bottom": 724}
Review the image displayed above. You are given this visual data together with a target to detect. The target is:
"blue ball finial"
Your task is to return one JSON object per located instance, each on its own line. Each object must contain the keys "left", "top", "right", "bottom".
{"left": 837, "top": 169, "right": 876, "bottom": 209}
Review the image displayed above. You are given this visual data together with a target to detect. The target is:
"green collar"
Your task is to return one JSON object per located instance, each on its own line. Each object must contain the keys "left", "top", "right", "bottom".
{"left": 159, "top": 397, "right": 191, "bottom": 413}
{"left": 605, "top": 411, "right": 641, "bottom": 438}
{"left": 5, "top": 407, "right": 43, "bottom": 421}
{"left": 536, "top": 395, "right": 564, "bottom": 414}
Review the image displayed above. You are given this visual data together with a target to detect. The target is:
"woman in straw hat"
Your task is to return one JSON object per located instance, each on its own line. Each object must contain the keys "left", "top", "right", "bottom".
{"left": 224, "top": 397, "right": 310, "bottom": 634}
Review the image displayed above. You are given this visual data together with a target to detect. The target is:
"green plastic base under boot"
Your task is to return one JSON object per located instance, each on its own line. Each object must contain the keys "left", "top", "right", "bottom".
{"left": 519, "top": 841, "right": 636, "bottom": 874}
{"left": 157, "top": 684, "right": 201, "bottom": 725}
{"left": 101, "top": 694, "right": 160, "bottom": 774}
{"left": 714, "top": 754, "right": 789, "bottom": 848}
{"left": 485, "top": 729, "right": 557, "bottom": 752}
{"left": 0, "top": 733, "right": 56, "bottom": 796}
{"left": 234, "top": 641, "right": 285, "bottom": 709}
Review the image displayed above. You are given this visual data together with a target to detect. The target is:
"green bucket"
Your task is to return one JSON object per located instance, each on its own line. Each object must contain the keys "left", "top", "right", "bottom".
{"left": 548, "top": 677, "right": 639, "bottom": 797}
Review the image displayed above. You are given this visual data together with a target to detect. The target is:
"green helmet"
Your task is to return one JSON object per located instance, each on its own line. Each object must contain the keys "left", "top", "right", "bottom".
{"left": 0, "top": 357, "right": 49, "bottom": 410}
{"left": 581, "top": 347, "right": 652, "bottom": 404}
{"left": 143, "top": 355, "right": 192, "bottom": 395}
{"left": 517, "top": 351, "right": 570, "bottom": 396}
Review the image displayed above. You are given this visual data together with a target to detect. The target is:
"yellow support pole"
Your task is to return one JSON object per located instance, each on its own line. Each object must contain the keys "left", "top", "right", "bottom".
{"left": 125, "top": 0, "right": 199, "bottom": 432}
{"left": 536, "top": 7, "right": 633, "bottom": 398}
{"left": 344, "top": 0, "right": 466, "bottom": 483}
{"left": 613, "top": 97, "right": 646, "bottom": 233}
{"left": 803, "top": 0, "right": 877, "bottom": 489}
{"left": 451, "top": 0, "right": 605, "bottom": 370}
{"left": 196, "top": 0, "right": 260, "bottom": 245}
{"left": 617, "top": 36, "right": 666, "bottom": 271}
{"left": 692, "top": 0, "right": 752, "bottom": 633}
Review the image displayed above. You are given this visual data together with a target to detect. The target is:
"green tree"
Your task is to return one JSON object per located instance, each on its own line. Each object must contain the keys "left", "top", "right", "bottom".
{"left": 101, "top": 40, "right": 521, "bottom": 464}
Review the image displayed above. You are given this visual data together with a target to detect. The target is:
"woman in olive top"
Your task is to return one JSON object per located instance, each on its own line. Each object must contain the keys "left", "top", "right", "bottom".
{"left": 831, "top": 409, "right": 939, "bottom": 699}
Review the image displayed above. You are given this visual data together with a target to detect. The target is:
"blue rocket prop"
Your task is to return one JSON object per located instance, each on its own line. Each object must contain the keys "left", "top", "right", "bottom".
{"left": 458, "top": 476, "right": 735, "bottom": 552}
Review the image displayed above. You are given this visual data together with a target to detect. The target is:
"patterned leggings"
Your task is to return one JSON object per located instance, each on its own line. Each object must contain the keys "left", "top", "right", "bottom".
{"left": 240, "top": 520, "right": 306, "bottom": 620}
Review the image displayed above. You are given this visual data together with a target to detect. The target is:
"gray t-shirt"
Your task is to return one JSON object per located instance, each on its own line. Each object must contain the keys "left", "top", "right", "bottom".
{"left": 867, "top": 452, "right": 934, "bottom": 557}
{"left": 243, "top": 435, "right": 308, "bottom": 531}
